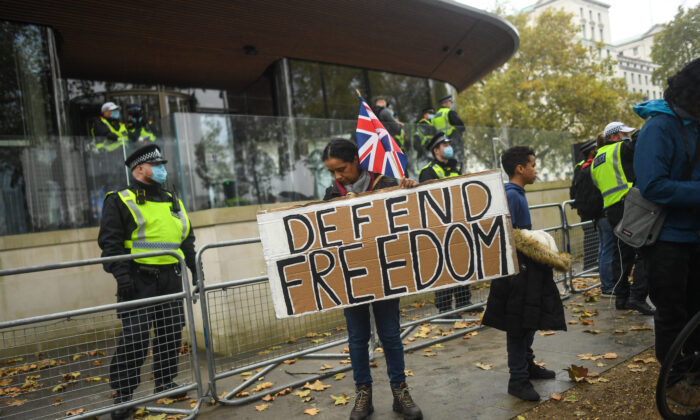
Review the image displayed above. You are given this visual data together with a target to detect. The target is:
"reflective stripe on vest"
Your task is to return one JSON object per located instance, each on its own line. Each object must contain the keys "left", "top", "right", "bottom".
{"left": 419, "top": 161, "right": 460, "bottom": 179}
{"left": 415, "top": 119, "right": 434, "bottom": 147}
{"left": 129, "top": 125, "right": 156, "bottom": 142}
{"left": 117, "top": 189, "right": 190, "bottom": 264}
{"left": 590, "top": 142, "right": 632, "bottom": 209}
{"left": 95, "top": 118, "right": 129, "bottom": 151}
{"left": 431, "top": 107, "right": 454, "bottom": 136}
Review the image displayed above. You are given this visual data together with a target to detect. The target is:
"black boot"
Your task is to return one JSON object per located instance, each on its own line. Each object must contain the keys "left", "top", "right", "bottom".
{"left": 528, "top": 363, "right": 556, "bottom": 379}
{"left": 155, "top": 381, "right": 188, "bottom": 399}
{"left": 391, "top": 383, "right": 423, "bottom": 420}
{"left": 508, "top": 379, "right": 540, "bottom": 401}
{"left": 349, "top": 385, "right": 373, "bottom": 420}
{"left": 628, "top": 298, "right": 655, "bottom": 315}
{"left": 111, "top": 391, "right": 133, "bottom": 420}
{"left": 615, "top": 297, "right": 628, "bottom": 310}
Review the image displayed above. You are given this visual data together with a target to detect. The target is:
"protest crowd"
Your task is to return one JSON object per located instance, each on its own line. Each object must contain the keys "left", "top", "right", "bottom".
{"left": 87, "top": 58, "right": 700, "bottom": 420}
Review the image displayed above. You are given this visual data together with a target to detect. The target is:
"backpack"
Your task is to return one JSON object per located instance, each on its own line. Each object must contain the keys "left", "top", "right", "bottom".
{"left": 570, "top": 163, "right": 603, "bottom": 221}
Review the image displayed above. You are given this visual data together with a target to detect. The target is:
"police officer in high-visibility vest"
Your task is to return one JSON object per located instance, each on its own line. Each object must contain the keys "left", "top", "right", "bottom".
{"left": 126, "top": 104, "right": 157, "bottom": 143}
{"left": 419, "top": 132, "right": 480, "bottom": 318}
{"left": 591, "top": 122, "right": 653, "bottom": 316}
{"left": 431, "top": 95, "right": 466, "bottom": 167}
{"left": 92, "top": 102, "right": 129, "bottom": 152}
{"left": 98, "top": 144, "right": 198, "bottom": 420}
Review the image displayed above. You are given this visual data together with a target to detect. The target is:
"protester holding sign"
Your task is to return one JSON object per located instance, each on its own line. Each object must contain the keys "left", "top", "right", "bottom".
{"left": 322, "top": 138, "right": 423, "bottom": 420}
{"left": 483, "top": 146, "right": 570, "bottom": 402}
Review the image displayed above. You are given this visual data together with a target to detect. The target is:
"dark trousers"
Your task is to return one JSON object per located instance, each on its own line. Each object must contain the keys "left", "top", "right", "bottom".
{"left": 644, "top": 241, "right": 700, "bottom": 364}
{"left": 435, "top": 286, "right": 472, "bottom": 312}
{"left": 344, "top": 298, "right": 405, "bottom": 388}
{"left": 506, "top": 329, "right": 536, "bottom": 381}
{"left": 110, "top": 301, "right": 184, "bottom": 395}
{"left": 606, "top": 202, "right": 647, "bottom": 300}
{"left": 582, "top": 221, "right": 598, "bottom": 271}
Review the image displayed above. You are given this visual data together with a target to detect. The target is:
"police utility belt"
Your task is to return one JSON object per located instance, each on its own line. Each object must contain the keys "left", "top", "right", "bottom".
{"left": 135, "top": 263, "right": 181, "bottom": 278}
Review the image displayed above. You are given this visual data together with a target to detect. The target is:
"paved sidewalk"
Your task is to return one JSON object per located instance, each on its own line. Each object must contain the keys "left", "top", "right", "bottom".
{"left": 186, "top": 292, "right": 655, "bottom": 420}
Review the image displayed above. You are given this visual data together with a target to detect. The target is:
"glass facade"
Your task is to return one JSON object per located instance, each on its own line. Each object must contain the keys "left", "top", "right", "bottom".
{"left": 0, "top": 21, "right": 466, "bottom": 236}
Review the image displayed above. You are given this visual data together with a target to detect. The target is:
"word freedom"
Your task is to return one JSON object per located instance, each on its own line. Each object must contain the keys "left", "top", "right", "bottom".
{"left": 257, "top": 171, "right": 516, "bottom": 318}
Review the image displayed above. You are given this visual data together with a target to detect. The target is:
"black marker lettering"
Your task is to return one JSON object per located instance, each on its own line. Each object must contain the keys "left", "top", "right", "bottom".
{"left": 472, "top": 216, "right": 507, "bottom": 278}
{"left": 276, "top": 255, "right": 306, "bottom": 316}
{"left": 409, "top": 229, "right": 443, "bottom": 290}
{"left": 385, "top": 195, "right": 410, "bottom": 234}
{"left": 418, "top": 189, "right": 452, "bottom": 228}
{"left": 444, "top": 223, "right": 475, "bottom": 282}
{"left": 461, "top": 181, "right": 492, "bottom": 222}
{"left": 338, "top": 243, "right": 375, "bottom": 304}
{"left": 283, "top": 214, "right": 315, "bottom": 254}
{"left": 308, "top": 250, "right": 342, "bottom": 310}
{"left": 316, "top": 208, "right": 343, "bottom": 248}
{"left": 351, "top": 202, "right": 372, "bottom": 240}
{"left": 377, "top": 234, "right": 408, "bottom": 296}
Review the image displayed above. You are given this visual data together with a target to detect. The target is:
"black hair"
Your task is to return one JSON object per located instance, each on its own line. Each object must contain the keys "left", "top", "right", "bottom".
{"left": 664, "top": 57, "right": 700, "bottom": 117}
{"left": 501, "top": 145, "right": 535, "bottom": 178}
{"left": 322, "top": 138, "right": 358, "bottom": 163}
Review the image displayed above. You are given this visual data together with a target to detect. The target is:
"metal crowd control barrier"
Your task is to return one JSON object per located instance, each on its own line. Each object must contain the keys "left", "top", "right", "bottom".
{"left": 528, "top": 202, "right": 572, "bottom": 297}
{"left": 0, "top": 252, "right": 204, "bottom": 420}
{"left": 561, "top": 200, "right": 602, "bottom": 293}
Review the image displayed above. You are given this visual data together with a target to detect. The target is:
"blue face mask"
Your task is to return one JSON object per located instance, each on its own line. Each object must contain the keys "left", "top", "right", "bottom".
{"left": 111, "top": 110, "right": 120, "bottom": 120}
{"left": 442, "top": 145, "right": 454, "bottom": 159}
{"left": 150, "top": 164, "right": 167, "bottom": 184}
{"left": 428, "top": 114, "right": 435, "bottom": 120}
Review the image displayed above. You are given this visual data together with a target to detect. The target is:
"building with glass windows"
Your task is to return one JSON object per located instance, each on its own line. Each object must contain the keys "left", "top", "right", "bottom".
{"left": 0, "top": 0, "right": 518, "bottom": 236}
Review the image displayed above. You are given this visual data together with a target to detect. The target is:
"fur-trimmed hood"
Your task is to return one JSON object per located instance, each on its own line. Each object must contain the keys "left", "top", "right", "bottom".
{"left": 513, "top": 229, "right": 571, "bottom": 272}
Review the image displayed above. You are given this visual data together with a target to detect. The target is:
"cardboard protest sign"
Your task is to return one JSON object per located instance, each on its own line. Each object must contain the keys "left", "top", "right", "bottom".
{"left": 257, "top": 169, "right": 518, "bottom": 318}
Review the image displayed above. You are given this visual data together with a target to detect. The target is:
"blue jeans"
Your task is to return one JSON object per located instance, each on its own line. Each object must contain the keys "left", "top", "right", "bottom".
{"left": 344, "top": 298, "right": 406, "bottom": 388}
{"left": 506, "top": 330, "right": 535, "bottom": 381}
{"left": 595, "top": 217, "right": 615, "bottom": 293}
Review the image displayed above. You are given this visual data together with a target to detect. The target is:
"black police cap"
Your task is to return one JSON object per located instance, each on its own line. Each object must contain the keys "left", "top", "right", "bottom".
{"left": 580, "top": 139, "right": 596, "bottom": 155}
{"left": 125, "top": 144, "right": 167, "bottom": 170}
{"left": 422, "top": 107, "right": 435, "bottom": 114}
{"left": 438, "top": 95, "right": 453, "bottom": 105}
{"left": 425, "top": 132, "right": 450, "bottom": 151}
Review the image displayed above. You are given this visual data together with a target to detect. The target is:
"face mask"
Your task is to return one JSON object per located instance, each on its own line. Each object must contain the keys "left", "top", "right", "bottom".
{"left": 150, "top": 165, "right": 167, "bottom": 184}
{"left": 428, "top": 114, "right": 435, "bottom": 120}
{"left": 111, "top": 110, "right": 120, "bottom": 120}
{"left": 442, "top": 145, "right": 454, "bottom": 159}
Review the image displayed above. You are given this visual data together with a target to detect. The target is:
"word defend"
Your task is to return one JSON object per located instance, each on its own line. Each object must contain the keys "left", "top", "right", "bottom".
{"left": 257, "top": 170, "right": 518, "bottom": 318}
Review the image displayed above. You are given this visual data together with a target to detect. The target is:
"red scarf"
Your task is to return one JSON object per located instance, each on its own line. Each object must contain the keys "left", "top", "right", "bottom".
{"left": 336, "top": 172, "right": 377, "bottom": 197}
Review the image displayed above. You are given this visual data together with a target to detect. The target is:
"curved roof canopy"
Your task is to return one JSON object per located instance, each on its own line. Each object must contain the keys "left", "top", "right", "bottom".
{"left": 1, "top": 0, "right": 519, "bottom": 91}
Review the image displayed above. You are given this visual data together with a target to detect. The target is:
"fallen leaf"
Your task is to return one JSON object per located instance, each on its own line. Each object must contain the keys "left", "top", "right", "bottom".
{"left": 614, "top": 329, "right": 625, "bottom": 334}
{"left": 255, "top": 403, "right": 269, "bottom": 411}
{"left": 252, "top": 382, "right": 273, "bottom": 392}
{"left": 257, "top": 350, "right": 271, "bottom": 355}
{"left": 475, "top": 362, "right": 492, "bottom": 370}
{"left": 539, "top": 331, "right": 556, "bottom": 336}
{"left": 340, "top": 359, "right": 351, "bottom": 365}
{"left": 568, "top": 320, "right": 579, "bottom": 325}
{"left": 582, "top": 329, "right": 601, "bottom": 334}
{"left": 369, "top": 362, "right": 378, "bottom": 368}
{"left": 240, "top": 371, "right": 253, "bottom": 377}
{"left": 52, "top": 397, "right": 63, "bottom": 406}
{"left": 405, "top": 369, "right": 414, "bottom": 377}
{"left": 534, "top": 360, "right": 547, "bottom": 367}
{"left": 431, "top": 344, "right": 444, "bottom": 349}
{"left": 564, "top": 364, "right": 588, "bottom": 382}
{"left": 295, "top": 390, "right": 311, "bottom": 398}
{"left": 596, "top": 362, "right": 605, "bottom": 367}
{"left": 92, "top": 360, "right": 104, "bottom": 367}
{"left": 277, "top": 387, "right": 292, "bottom": 396}
{"left": 551, "top": 393, "right": 562, "bottom": 401}
{"left": 310, "top": 339, "right": 326, "bottom": 344}
{"left": 302, "top": 397, "right": 312, "bottom": 402}
{"left": 7, "top": 399, "right": 27, "bottom": 406}
{"left": 303, "top": 380, "right": 331, "bottom": 391}
{"left": 236, "top": 390, "right": 250, "bottom": 397}
{"left": 629, "top": 324, "right": 652, "bottom": 331}
{"left": 603, "top": 353, "right": 618, "bottom": 359}
{"left": 564, "top": 395, "right": 578, "bottom": 402}
{"left": 261, "top": 394, "right": 274, "bottom": 402}
{"left": 283, "top": 359, "right": 298, "bottom": 365}
{"left": 580, "top": 318, "right": 595, "bottom": 326}
{"left": 598, "top": 377, "right": 610, "bottom": 382}
{"left": 319, "top": 364, "right": 333, "bottom": 371}
{"left": 52, "top": 384, "right": 66, "bottom": 392}
{"left": 423, "top": 352, "right": 437, "bottom": 357}
{"left": 334, "top": 373, "right": 346, "bottom": 381}
{"left": 454, "top": 321, "right": 470, "bottom": 329}
{"left": 330, "top": 394, "right": 350, "bottom": 405}
{"left": 65, "top": 408, "right": 85, "bottom": 415}
{"left": 0, "top": 378, "right": 13, "bottom": 386}
{"left": 157, "top": 397, "right": 175, "bottom": 405}
{"left": 269, "top": 345, "right": 282, "bottom": 350}
{"left": 304, "top": 408, "right": 320, "bottom": 415}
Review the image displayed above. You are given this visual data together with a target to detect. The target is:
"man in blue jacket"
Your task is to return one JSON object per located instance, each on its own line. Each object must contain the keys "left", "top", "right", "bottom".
{"left": 633, "top": 58, "right": 700, "bottom": 367}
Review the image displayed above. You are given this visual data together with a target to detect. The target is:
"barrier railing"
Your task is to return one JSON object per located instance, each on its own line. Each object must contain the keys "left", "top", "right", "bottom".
{"left": 561, "top": 200, "right": 602, "bottom": 293}
{"left": 0, "top": 252, "right": 204, "bottom": 420}
{"left": 0, "top": 198, "right": 602, "bottom": 416}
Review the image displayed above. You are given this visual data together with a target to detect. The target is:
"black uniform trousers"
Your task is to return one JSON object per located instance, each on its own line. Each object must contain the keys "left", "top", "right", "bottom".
{"left": 605, "top": 201, "right": 648, "bottom": 301}
{"left": 110, "top": 268, "right": 185, "bottom": 395}
{"left": 435, "top": 286, "right": 472, "bottom": 312}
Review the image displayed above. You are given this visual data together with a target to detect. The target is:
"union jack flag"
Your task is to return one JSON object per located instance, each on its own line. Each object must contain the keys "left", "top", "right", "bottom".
{"left": 355, "top": 96, "right": 407, "bottom": 178}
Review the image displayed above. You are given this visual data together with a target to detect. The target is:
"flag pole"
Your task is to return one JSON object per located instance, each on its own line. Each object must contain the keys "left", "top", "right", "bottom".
{"left": 355, "top": 89, "right": 362, "bottom": 99}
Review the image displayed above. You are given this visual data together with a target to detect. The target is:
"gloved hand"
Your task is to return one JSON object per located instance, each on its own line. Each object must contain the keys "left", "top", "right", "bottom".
{"left": 116, "top": 275, "right": 134, "bottom": 301}
{"left": 106, "top": 132, "right": 118, "bottom": 142}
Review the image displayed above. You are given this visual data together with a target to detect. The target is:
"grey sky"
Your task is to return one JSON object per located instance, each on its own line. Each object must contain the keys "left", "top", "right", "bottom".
{"left": 457, "top": 0, "right": 699, "bottom": 43}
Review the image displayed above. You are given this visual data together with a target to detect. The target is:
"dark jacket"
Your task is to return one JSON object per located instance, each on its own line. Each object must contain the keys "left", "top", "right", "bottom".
{"left": 98, "top": 180, "right": 197, "bottom": 299}
{"left": 633, "top": 99, "right": 700, "bottom": 243}
{"left": 482, "top": 250, "right": 567, "bottom": 334}
{"left": 93, "top": 117, "right": 121, "bottom": 142}
{"left": 418, "top": 158, "right": 460, "bottom": 182}
{"left": 323, "top": 172, "right": 398, "bottom": 200}
{"left": 374, "top": 106, "right": 402, "bottom": 138}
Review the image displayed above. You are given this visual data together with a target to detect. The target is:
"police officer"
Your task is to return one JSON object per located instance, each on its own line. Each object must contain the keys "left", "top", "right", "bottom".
{"left": 431, "top": 95, "right": 466, "bottom": 167}
{"left": 591, "top": 122, "right": 653, "bottom": 315}
{"left": 374, "top": 96, "right": 406, "bottom": 152}
{"left": 419, "top": 133, "right": 479, "bottom": 317}
{"left": 98, "top": 144, "right": 198, "bottom": 420}
{"left": 92, "top": 102, "right": 129, "bottom": 151}
{"left": 126, "top": 104, "right": 157, "bottom": 143}
{"left": 414, "top": 108, "right": 437, "bottom": 154}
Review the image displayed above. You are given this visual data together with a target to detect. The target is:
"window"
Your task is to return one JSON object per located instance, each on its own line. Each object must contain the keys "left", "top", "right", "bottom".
{"left": 633, "top": 88, "right": 636, "bottom": 92}
{"left": 582, "top": 25, "right": 586, "bottom": 38}
{"left": 591, "top": 24, "right": 595, "bottom": 40}
{"left": 607, "top": 49, "right": 610, "bottom": 56}
{"left": 653, "top": 91, "right": 656, "bottom": 99}
{"left": 580, "top": 7, "right": 584, "bottom": 18}
{"left": 633, "top": 47, "right": 638, "bottom": 55}
{"left": 600, "top": 28, "right": 604, "bottom": 41}
{"left": 598, "top": 12, "right": 601, "bottom": 23}
{"left": 589, "top": 10, "right": 593, "bottom": 21}
{"left": 645, "top": 75, "right": 648, "bottom": 85}
{"left": 638, "top": 74, "right": 642, "bottom": 83}
{"left": 624, "top": 71, "right": 627, "bottom": 80}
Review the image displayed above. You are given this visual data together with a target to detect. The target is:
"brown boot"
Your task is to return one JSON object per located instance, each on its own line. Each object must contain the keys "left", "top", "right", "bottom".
{"left": 391, "top": 383, "right": 423, "bottom": 420}
{"left": 349, "top": 385, "right": 373, "bottom": 420}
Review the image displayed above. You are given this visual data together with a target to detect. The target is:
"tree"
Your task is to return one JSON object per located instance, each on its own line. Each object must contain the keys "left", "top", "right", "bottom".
{"left": 651, "top": 4, "right": 700, "bottom": 87}
{"left": 458, "top": 9, "right": 642, "bottom": 168}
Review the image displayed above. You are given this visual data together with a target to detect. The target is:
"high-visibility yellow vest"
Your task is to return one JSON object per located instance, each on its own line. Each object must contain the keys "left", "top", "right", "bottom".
{"left": 116, "top": 189, "right": 190, "bottom": 265}
{"left": 415, "top": 119, "right": 435, "bottom": 148}
{"left": 432, "top": 107, "right": 455, "bottom": 136}
{"left": 129, "top": 124, "right": 156, "bottom": 142}
{"left": 419, "top": 161, "right": 460, "bottom": 179}
{"left": 590, "top": 142, "right": 632, "bottom": 209}
{"left": 93, "top": 118, "right": 129, "bottom": 151}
